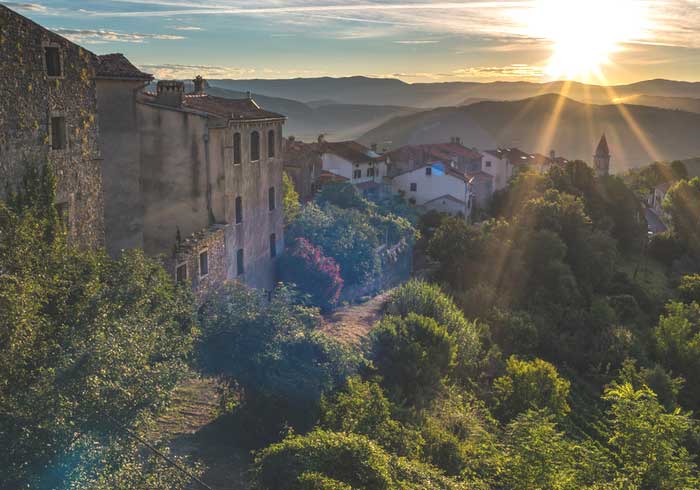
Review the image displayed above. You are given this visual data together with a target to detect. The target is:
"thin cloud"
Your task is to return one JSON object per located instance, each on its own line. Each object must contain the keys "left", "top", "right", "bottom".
{"left": 51, "top": 28, "right": 186, "bottom": 44}
{"left": 442, "top": 64, "right": 545, "bottom": 80}
{"left": 393, "top": 40, "right": 439, "bottom": 45}
{"left": 1, "top": 1, "right": 47, "bottom": 11}
{"left": 172, "top": 26, "right": 202, "bottom": 31}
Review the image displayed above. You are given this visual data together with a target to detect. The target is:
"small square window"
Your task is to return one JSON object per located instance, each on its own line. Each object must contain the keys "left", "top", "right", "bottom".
{"left": 199, "top": 251, "right": 209, "bottom": 277}
{"left": 485, "top": 161, "right": 492, "bottom": 168}
{"left": 176, "top": 263, "right": 188, "bottom": 284}
{"left": 51, "top": 116, "right": 66, "bottom": 150}
{"left": 44, "top": 46, "right": 62, "bottom": 77}
{"left": 410, "top": 183, "right": 417, "bottom": 192}
{"left": 236, "top": 248, "right": 245, "bottom": 276}
{"left": 425, "top": 167, "right": 432, "bottom": 176}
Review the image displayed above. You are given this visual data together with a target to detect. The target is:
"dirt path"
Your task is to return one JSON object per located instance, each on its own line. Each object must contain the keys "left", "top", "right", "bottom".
{"left": 320, "top": 290, "right": 392, "bottom": 346}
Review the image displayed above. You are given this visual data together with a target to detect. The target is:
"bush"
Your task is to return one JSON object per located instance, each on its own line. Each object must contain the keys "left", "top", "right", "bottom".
{"left": 679, "top": 274, "right": 700, "bottom": 304}
{"left": 493, "top": 356, "right": 571, "bottom": 420}
{"left": 369, "top": 313, "right": 455, "bottom": 406}
{"left": 649, "top": 231, "right": 686, "bottom": 266}
{"left": 278, "top": 238, "right": 343, "bottom": 310}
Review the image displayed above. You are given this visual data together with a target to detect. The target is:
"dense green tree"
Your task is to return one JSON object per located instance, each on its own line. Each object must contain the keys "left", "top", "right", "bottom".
{"left": 426, "top": 217, "right": 483, "bottom": 290}
{"left": 316, "top": 182, "right": 374, "bottom": 212}
{"left": 493, "top": 357, "right": 571, "bottom": 420}
{"left": 199, "top": 283, "right": 359, "bottom": 441}
{"left": 369, "top": 313, "right": 455, "bottom": 406}
{"left": 283, "top": 171, "right": 302, "bottom": 224}
{"left": 0, "top": 164, "right": 198, "bottom": 488}
{"left": 603, "top": 382, "right": 699, "bottom": 489}
{"left": 664, "top": 178, "right": 700, "bottom": 257}
{"left": 679, "top": 274, "right": 700, "bottom": 303}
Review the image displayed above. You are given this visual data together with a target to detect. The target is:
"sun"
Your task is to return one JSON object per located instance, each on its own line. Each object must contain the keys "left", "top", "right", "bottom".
{"left": 524, "top": 0, "right": 650, "bottom": 80}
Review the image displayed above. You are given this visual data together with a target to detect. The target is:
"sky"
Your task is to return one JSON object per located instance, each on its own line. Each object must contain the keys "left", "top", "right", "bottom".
{"left": 4, "top": 0, "right": 700, "bottom": 84}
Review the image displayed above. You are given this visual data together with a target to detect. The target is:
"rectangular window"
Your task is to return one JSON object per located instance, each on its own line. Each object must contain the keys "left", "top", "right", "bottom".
{"left": 367, "top": 168, "right": 375, "bottom": 177}
{"left": 250, "top": 131, "right": 260, "bottom": 161}
{"left": 425, "top": 167, "right": 432, "bottom": 176}
{"left": 235, "top": 196, "right": 243, "bottom": 224}
{"left": 176, "top": 263, "right": 187, "bottom": 284}
{"left": 44, "top": 46, "right": 62, "bottom": 77}
{"left": 268, "top": 130, "right": 276, "bottom": 158}
{"left": 410, "top": 183, "right": 417, "bottom": 192}
{"left": 353, "top": 169, "right": 362, "bottom": 179}
{"left": 199, "top": 250, "right": 209, "bottom": 277}
{"left": 268, "top": 187, "right": 276, "bottom": 211}
{"left": 236, "top": 248, "right": 244, "bottom": 276}
{"left": 233, "top": 132, "right": 241, "bottom": 164}
{"left": 270, "top": 233, "right": 277, "bottom": 258}
{"left": 485, "top": 161, "right": 492, "bottom": 168}
{"left": 51, "top": 116, "right": 66, "bottom": 150}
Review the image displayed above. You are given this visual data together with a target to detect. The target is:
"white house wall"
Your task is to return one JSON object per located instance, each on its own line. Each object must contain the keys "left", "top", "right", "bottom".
{"left": 321, "top": 153, "right": 386, "bottom": 184}
{"left": 391, "top": 168, "right": 468, "bottom": 210}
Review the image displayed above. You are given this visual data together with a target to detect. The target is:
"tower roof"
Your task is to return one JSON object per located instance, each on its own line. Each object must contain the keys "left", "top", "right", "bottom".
{"left": 595, "top": 134, "right": 610, "bottom": 156}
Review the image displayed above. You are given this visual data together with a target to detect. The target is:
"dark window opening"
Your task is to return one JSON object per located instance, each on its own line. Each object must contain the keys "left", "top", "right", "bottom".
{"left": 270, "top": 233, "right": 277, "bottom": 258}
{"left": 55, "top": 201, "right": 69, "bottom": 230}
{"left": 267, "top": 129, "right": 275, "bottom": 158}
{"left": 485, "top": 161, "right": 492, "bottom": 167}
{"left": 199, "top": 251, "right": 208, "bottom": 277}
{"left": 250, "top": 131, "right": 260, "bottom": 161}
{"left": 268, "top": 187, "right": 276, "bottom": 211}
{"left": 236, "top": 248, "right": 244, "bottom": 276}
{"left": 353, "top": 169, "right": 362, "bottom": 179}
{"left": 235, "top": 196, "right": 243, "bottom": 224}
{"left": 425, "top": 167, "right": 432, "bottom": 176}
{"left": 51, "top": 116, "right": 66, "bottom": 150}
{"left": 233, "top": 132, "right": 241, "bottom": 164}
{"left": 367, "top": 167, "right": 375, "bottom": 177}
{"left": 410, "top": 183, "right": 417, "bottom": 192}
{"left": 176, "top": 264, "right": 188, "bottom": 284}
{"left": 45, "top": 46, "right": 61, "bottom": 77}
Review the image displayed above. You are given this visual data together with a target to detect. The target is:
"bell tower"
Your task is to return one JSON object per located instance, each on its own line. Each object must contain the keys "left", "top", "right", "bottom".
{"left": 594, "top": 133, "right": 611, "bottom": 177}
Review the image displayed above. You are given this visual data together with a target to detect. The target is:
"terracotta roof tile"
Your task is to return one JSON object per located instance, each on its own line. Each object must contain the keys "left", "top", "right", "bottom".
{"left": 321, "top": 141, "right": 383, "bottom": 163}
{"left": 182, "top": 94, "right": 285, "bottom": 120}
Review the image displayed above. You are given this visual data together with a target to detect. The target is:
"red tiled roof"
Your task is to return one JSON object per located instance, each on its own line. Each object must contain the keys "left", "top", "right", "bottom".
{"left": 318, "top": 170, "right": 349, "bottom": 183}
{"left": 386, "top": 142, "right": 482, "bottom": 164}
{"left": 321, "top": 141, "right": 383, "bottom": 163}
{"left": 466, "top": 171, "right": 494, "bottom": 181}
{"left": 182, "top": 94, "right": 285, "bottom": 121}
{"left": 96, "top": 53, "right": 152, "bottom": 80}
{"left": 483, "top": 148, "right": 532, "bottom": 165}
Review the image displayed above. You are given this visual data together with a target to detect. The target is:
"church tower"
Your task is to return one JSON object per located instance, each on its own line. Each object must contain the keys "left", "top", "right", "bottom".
{"left": 594, "top": 133, "right": 611, "bottom": 177}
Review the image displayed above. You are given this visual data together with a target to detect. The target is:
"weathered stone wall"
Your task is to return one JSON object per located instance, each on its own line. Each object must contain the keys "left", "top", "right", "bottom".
{"left": 168, "top": 224, "right": 227, "bottom": 305}
{"left": 0, "top": 6, "right": 103, "bottom": 248}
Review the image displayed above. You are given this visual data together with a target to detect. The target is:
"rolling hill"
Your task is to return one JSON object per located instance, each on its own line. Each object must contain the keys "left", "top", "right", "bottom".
{"left": 358, "top": 94, "right": 700, "bottom": 172}
{"left": 208, "top": 77, "right": 700, "bottom": 110}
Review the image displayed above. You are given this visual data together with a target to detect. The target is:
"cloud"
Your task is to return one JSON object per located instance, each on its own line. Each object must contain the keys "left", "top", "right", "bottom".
{"left": 139, "top": 63, "right": 257, "bottom": 79}
{"left": 393, "top": 40, "right": 439, "bottom": 45}
{"left": 172, "top": 26, "right": 202, "bottom": 31}
{"left": 51, "top": 28, "right": 186, "bottom": 44}
{"left": 1, "top": 1, "right": 47, "bottom": 11}
{"left": 441, "top": 64, "right": 545, "bottom": 80}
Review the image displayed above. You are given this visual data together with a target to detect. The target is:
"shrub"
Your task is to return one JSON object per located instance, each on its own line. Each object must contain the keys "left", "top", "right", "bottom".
{"left": 369, "top": 313, "right": 454, "bottom": 406}
{"left": 278, "top": 237, "right": 343, "bottom": 310}
{"left": 493, "top": 356, "right": 571, "bottom": 420}
{"left": 679, "top": 274, "right": 700, "bottom": 304}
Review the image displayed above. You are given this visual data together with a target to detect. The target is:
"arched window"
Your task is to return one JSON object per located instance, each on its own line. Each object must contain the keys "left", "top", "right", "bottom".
{"left": 250, "top": 131, "right": 260, "bottom": 161}
{"left": 233, "top": 132, "right": 241, "bottom": 164}
{"left": 267, "top": 129, "right": 275, "bottom": 158}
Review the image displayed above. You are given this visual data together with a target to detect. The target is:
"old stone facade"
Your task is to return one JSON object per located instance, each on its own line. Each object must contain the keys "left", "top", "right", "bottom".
{"left": 169, "top": 224, "right": 227, "bottom": 304}
{"left": 0, "top": 5, "right": 103, "bottom": 247}
{"left": 98, "top": 76, "right": 286, "bottom": 291}
{"left": 283, "top": 137, "right": 322, "bottom": 202}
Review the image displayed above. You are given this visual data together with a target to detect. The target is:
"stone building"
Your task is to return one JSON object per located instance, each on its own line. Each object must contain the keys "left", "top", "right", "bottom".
{"left": 97, "top": 72, "right": 286, "bottom": 291}
{"left": 283, "top": 137, "right": 322, "bottom": 202}
{"left": 0, "top": 5, "right": 104, "bottom": 247}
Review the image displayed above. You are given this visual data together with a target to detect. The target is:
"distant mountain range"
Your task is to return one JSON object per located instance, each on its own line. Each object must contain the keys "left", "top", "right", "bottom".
{"left": 358, "top": 94, "right": 700, "bottom": 172}
{"left": 208, "top": 77, "right": 700, "bottom": 110}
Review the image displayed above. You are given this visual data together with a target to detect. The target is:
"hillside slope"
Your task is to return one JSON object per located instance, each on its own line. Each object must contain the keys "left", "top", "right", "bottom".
{"left": 359, "top": 94, "right": 700, "bottom": 171}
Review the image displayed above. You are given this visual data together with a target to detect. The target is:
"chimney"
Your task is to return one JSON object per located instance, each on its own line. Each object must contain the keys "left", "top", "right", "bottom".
{"left": 156, "top": 80, "right": 185, "bottom": 107}
{"left": 288, "top": 135, "right": 296, "bottom": 142}
{"left": 193, "top": 75, "right": 205, "bottom": 94}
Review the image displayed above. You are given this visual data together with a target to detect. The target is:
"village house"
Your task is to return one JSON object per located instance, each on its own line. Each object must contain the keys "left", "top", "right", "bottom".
{"left": 384, "top": 139, "right": 483, "bottom": 175}
{"left": 648, "top": 180, "right": 674, "bottom": 218}
{"left": 0, "top": 5, "right": 104, "bottom": 248}
{"left": 282, "top": 137, "right": 322, "bottom": 202}
{"left": 390, "top": 161, "right": 473, "bottom": 217}
{"left": 481, "top": 148, "right": 532, "bottom": 191}
{"left": 97, "top": 70, "right": 286, "bottom": 291}
{"left": 318, "top": 138, "right": 388, "bottom": 196}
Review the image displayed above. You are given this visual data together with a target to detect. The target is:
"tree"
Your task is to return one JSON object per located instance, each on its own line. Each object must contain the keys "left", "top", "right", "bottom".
{"left": 316, "top": 182, "right": 374, "bottom": 212}
{"left": 493, "top": 357, "right": 571, "bottom": 420}
{"left": 283, "top": 171, "right": 301, "bottom": 224}
{"left": 199, "top": 283, "right": 359, "bottom": 443}
{"left": 0, "top": 164, "right": 198, "bottom": 488}
{"left": 369, "top": 313, "right": 455, "bottom": 406}
{"left": 278, "top": 237, "right": 343, "bottom": 310}
{"left": 603, "top": 383, "right": 699, "bottom": 489}
{"left": 664, "top": 178, "right": 700, "bottom": 257}
{"left": 426, "top": 216, "right": 483, "bottom": 290}
{"left": 679, "top": 274, "right": 700, "bottom": 304}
